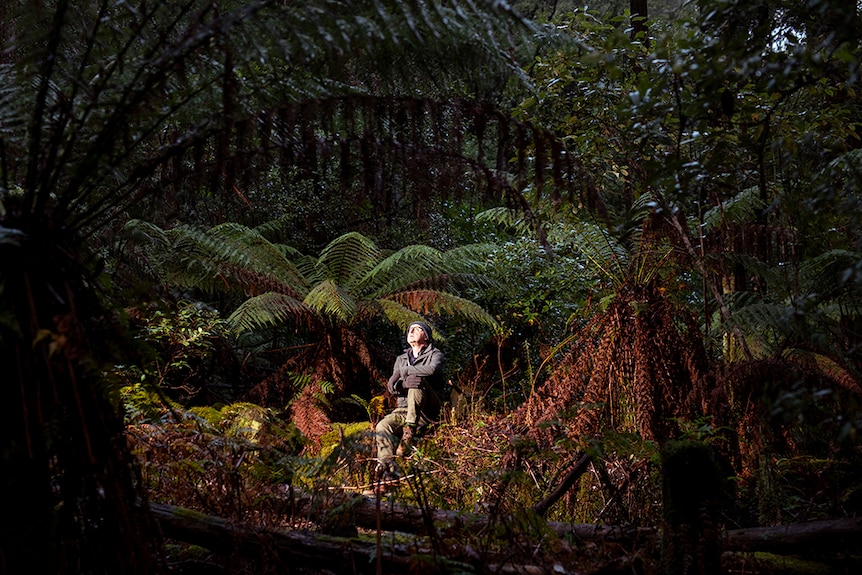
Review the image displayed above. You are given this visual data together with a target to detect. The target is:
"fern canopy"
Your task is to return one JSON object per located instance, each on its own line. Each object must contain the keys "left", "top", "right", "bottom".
{"left": 127, "top": 222, "right": 499, "bottom": 336}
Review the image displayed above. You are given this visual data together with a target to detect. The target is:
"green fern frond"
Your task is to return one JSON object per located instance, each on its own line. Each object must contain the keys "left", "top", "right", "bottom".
{"left": 124, "top": 222, "right": 225, "bottom": 290}
{"left": 227, "top": 292, "right": 311, "bottom": 334}
{"left": 125, "top": 221, "right": 310, "bottom": 296}
{"left": 833, "top": 293, "right": 862, "bottom": 317}
{"left": 390, "top": 290, "right": 499, "bottom": 332}
{"left": 720, "top": 249, "right": 861, "bottom": 301}
{"left": 798, "top": 249, "right": 860, "bottom": 294}
{"left": 723, "top": 301, "right": 789, "bottom": 355}
{"left": 303, "top": 279, "right": 360, "bottom": 324}
{"left": 199, "top": 223, "right": 308, "bottom": 291}
{"left": 253, "top": 216, "right": 300, "bottom": 245}
{"left": 0, "top": 64, "right": 26, "bottom": 139}
{"left": 376, "top": 298, "right": 429, "bottom": 334}
{"left": 703, "top": 187, "right": 765, "bottom": 230}
{"left": 293, "top": 253, "right": 326, "bottom": 284}
{"left": 568, "top": 221, "right": 627, "bottom": 287}
{"left": 439, "top": 243, "right": 496, "bottom": 271}
{"left": 616, "top": 193, "right": 656, "bottom": 249}
{"left": 317, "top": 231, "right": 381, "bottom": 288}
{"left": 122, "top": 219, "right": 171, "bottom": 247}
{"left": 318, "top": 379, "right": 335, "bottom": 395}
{"left": 288, "top": 371, "right": 315, "bottom": 392}
{"left": 474, "top": 206, "right": 532, "bottom": 235}
{"left": 362, "top": 244, "right": 447, "bottom": 295}
{"left": 341, "top": 394, "right": 372, "bottom": 420}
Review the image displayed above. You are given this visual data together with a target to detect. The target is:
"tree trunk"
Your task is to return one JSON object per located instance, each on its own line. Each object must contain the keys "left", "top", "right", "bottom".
{"left": 630, "top": 0, "right": 649, "bottom": 46}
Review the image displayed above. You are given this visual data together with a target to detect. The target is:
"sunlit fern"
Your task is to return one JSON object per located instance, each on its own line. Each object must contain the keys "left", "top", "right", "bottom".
{"left": 125, "top": 220, "right": 500, "bottom": 337}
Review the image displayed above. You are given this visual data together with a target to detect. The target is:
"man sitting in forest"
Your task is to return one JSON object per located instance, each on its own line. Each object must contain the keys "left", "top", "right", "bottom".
{"left": 375, "top": 321, "right": 443, "bottom": 481}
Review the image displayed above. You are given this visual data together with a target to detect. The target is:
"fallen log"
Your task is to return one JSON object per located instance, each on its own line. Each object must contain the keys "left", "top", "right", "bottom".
{"left": 149, "top": 502, "right": 420, "bottom": 575}
{"left": 722, "top": 517, "right": 862, "bottom": 554}
{"left": 150, "top": 497, "right": 861, "bottom": 575}
{"left": 350, "top": 494, "right": 655, "bottom": 547}
{"left": 357, "top": 497, "right": 861, "bottom": 555}
{"left": 149, "top": 501, "right": 584, "bottom": 575}
{"left": 281, "top": 487, "right": 862, "bottom": 555}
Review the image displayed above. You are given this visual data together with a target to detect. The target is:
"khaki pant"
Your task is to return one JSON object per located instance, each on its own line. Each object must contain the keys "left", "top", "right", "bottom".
{"left": 375, "top": 387, "right": 440, "bottom": 467}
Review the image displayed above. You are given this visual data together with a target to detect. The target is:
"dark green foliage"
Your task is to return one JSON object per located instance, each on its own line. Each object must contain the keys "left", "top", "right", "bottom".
{"left": 2, "top": 0, "right": 862, "bottom": 571}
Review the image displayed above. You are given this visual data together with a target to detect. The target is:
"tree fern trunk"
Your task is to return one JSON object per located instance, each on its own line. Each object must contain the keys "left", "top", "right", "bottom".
{"left": 0, "top": 225, "right": 165, "bottom": 574}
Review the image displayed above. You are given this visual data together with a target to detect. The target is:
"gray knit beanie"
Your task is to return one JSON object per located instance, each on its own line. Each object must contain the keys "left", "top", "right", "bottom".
{"left": 407, "top": 321, "right": 433, "bottom": 343}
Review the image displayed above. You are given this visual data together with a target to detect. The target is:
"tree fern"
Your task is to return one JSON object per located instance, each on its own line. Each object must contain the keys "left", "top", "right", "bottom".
{"left": 568, "top": 220, "right": 628, "bottom": 288}
{"left": 702, "top": 186, "right": 765, "bottom": 231}
{"left": 130, "top": 222, "right": 499, "bottom": 338}
{"left": 303, "top": 279, "right": 360, "bottom": 324}
{"left": 390, "top": 290, "right": 498, "bottom": 332}
{"left": 723, "top": 247, "right": 862, "bottom": 385}
{"left": 316, "top": 231, "right": 381, "bottom": 289}
{"left": 227, "top": 292, "right": 313, "bottom": 334}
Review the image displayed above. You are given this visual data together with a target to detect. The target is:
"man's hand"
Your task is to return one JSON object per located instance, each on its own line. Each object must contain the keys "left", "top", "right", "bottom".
{"left": 403, "top": 374, "right": 422, "bottom": 388}
{"left": 387, "top": 376, "right": 404, "bottom": 394}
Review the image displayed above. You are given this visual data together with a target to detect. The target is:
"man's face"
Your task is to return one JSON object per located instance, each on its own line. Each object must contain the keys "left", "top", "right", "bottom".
{"left": 407, "top": 324, "right": 427, "bottom": 345}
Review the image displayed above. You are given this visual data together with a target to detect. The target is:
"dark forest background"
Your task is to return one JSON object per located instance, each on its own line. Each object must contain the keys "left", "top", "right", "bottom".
{"left": 1, "top": 0, "right": 860, "bottom": 573}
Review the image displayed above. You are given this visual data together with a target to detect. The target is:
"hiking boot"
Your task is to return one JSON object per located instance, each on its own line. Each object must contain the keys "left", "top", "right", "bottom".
{"left": 363, "top": 465, "right": 398, "bottom": 496}
{"left": 375, "top": 461, "right": 397, "bottom": 480}
{"left": 396, "top": 425, "right": 414, "bottom": 456}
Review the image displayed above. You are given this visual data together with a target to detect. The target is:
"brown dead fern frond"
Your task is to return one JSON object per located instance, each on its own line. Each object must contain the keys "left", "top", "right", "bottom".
{"left": 782, "top": 348, "right": 862, "bottom": 397}
{"left": 517, "top": 283, "right": 711, "bottom": 448}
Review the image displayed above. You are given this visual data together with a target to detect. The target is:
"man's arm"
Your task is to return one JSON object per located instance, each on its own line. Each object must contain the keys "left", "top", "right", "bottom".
{"left": 403, "top": 348, "right": 443, "bottom": 379}
{"left": 387, "top": 358, "right": 406, "bottom": 394}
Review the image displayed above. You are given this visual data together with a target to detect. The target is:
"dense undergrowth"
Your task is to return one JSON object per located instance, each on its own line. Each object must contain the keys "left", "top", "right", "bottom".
{"left": 123, "top": 384, "right": 862, "bottom": 574}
